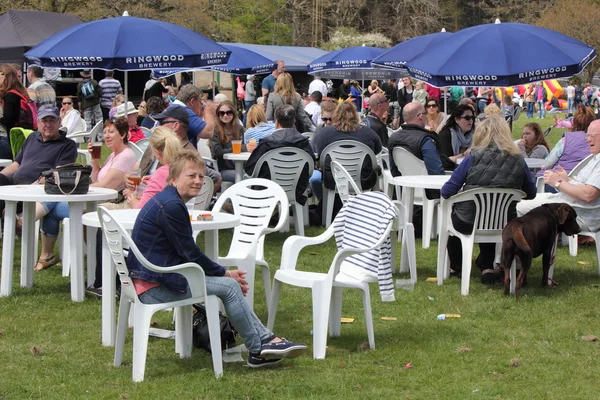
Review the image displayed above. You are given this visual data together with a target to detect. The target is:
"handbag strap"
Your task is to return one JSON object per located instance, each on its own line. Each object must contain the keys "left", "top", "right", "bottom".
{"left": 52, "top": 170, "right": 82, "bottom": 195}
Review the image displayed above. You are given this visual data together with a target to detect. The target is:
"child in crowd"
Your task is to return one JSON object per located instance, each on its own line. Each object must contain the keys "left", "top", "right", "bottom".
{"left": 413, "top": 81, "right": 427, "bottom": 106}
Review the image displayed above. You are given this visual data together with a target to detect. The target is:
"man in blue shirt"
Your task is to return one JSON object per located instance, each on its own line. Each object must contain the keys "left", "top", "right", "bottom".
{"left": 170, "top": 85, "right": 215, "bottom": 148}
{"left": 388, "top": 101, "right": 445, "bottom": 199}
{"left": 261, "top": 60, "right": 285, "bottom": 97}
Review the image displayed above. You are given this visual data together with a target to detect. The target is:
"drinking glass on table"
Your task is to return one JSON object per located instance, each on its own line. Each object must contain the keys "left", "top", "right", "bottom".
{"left": 231, "top": 140, "right": 242, "bottom": 154}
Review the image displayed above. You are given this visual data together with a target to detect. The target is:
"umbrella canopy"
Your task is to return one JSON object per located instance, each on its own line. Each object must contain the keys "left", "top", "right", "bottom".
{"left": 25, "top": 15, "right": 230, "bottom": 71}
{"left": 152, "top": 43, "right": 276, "bottom": 78}
{"left": 399, "top": 21, "right": 596, "bottom": 87}
{"left": 371, "top": 30, "right": 452, "bottom": 70}
{"left": 0, "top": 10, "right": 82, "bottom": 64}
{"left": 307, "top": 45, "right": 405, "bottom": 80}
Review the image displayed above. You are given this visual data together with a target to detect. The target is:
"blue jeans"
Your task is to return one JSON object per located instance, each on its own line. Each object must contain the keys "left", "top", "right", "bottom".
{"left": 220, "top": 169, "right": 236, "bottom": 183}
{"left": 568, "top": 98, "right": 574, "bottom": 113}
{"left": 537, "top": 100, "right": 546, "bottom": 119}
{"left": 138, "top": 276, "right": 274, "bottom": 354}
{"left": 309, "top": 170, "right": 323, "bottom": 202}
{"left": 41, "top": 201, "right": 69, "bottom": 237}
{"left": 477, "top": 98, "right": 487, "bottom": 114}
{"left": 526, "top": 102, "right": 534, "bottom": 118}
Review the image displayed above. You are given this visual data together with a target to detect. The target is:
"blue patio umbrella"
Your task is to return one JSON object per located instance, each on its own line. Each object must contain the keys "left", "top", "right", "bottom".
{"left": 399, "top": 20, "right": 596, "bottom": 87}
{"left": 307, "top": 45, "right": 404, "bottom": 81}
{"left": 371, "top": 29, "right": 452, "bottom": 71}
{"left": 152, "top": 43, "right": 276, "bottom": 78}
{"left": 24, "top": 14, "right": 230, "bottom": 70}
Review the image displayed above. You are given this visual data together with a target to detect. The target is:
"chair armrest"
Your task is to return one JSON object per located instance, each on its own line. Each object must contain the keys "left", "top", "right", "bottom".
{"left": 144, "top": 260, "right": 209, "bottom": 298}
{"left": 279, "top": 225, "right": 335, "bottom": 271}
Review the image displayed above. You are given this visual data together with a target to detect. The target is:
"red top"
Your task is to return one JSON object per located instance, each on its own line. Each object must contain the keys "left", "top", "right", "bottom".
{"left": 129, "top": 125, "right": 145, "bottom": 143}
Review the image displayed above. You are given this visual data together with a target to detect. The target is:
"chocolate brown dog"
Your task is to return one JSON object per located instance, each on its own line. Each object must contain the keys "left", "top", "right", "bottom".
{"left": 501, "top": 203, "right": 581, "bottom": 297}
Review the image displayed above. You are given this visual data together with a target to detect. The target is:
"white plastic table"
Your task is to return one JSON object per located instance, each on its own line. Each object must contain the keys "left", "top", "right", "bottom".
{"left": 82, "top": 209, "right": 240, "bottom": 346}
{"left": 0, "top": 185, "right": 117, "bottom": 301}
{"left": 388, "top": 175, "right": 451, "bottom": 223}
{"left": 223, "top": 152, "right": 251, "bottom": 183}
{"left": 0, "top": 159, "right": 12, "bottom": 167}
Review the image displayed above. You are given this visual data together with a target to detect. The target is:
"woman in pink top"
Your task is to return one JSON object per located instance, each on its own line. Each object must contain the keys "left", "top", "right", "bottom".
{"left": 124, "top": 126, "right": 182, "bottom": 209}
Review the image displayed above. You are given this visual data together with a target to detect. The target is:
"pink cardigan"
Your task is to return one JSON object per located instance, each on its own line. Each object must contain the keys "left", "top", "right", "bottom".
{"left": 136, "top": 165, "right": 169, "bottom": 209}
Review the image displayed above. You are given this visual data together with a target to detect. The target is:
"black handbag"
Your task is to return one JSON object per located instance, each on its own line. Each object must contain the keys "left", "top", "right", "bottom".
{"left": 192, "top": 303, "right": 237, "bottom": 353}
{"left": 42, "top": 164, "right": 92, "bottom": 195}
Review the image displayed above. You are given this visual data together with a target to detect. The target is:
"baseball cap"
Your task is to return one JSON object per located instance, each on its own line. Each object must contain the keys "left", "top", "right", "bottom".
{"left": 152, "top": 106, "right": 189, "bottom": 125}
{"left": 38, "top": 105, "right": 60, "bottom": 119}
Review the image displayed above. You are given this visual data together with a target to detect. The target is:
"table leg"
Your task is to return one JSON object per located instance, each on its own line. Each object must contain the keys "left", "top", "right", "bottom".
{"left": 0, "top": 201, "right": 17, "bottom": 296}
{"left": 68, "top": 203, "right": 85, "bottom": 302}
{"left": 20, "top": 202, "right": 35, "bottom": 288}
{"left": 101, "top": 230, "right": 116, "bottom": 346}
{"left": 234, "top": 161, "right": 243, "bottom": 183}
{"left": 204, "top": 230, "right": 219, "bottom": 260}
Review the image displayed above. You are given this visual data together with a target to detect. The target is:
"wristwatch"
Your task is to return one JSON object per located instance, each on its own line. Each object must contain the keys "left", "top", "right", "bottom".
{"left": 554, "top": 180, "right": 563, "bottom": 190}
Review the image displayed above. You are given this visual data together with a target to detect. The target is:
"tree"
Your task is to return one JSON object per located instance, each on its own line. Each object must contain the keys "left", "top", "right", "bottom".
{"left": 322, "top": 27, "right": 391, "bottom": 50}
{"left": 537, "top": 0, "right": 600, "bottom": 82}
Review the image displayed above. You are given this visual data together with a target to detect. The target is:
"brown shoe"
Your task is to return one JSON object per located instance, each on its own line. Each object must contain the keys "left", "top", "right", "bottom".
{"left": 34, "top": 255, "right": 60, "bottom": 271}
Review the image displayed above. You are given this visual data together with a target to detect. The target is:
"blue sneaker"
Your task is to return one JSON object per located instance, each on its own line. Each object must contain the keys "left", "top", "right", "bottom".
{"left": 260, "top": 339, "right": 307, "bottom": 360}
{"left": 247, "top": 353, "right": 283, "bottom": 368}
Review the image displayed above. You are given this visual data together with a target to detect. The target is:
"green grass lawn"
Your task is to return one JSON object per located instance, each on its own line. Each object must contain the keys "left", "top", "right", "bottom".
{"left": 2, "top": 114, "right": 600, "bottom": 399}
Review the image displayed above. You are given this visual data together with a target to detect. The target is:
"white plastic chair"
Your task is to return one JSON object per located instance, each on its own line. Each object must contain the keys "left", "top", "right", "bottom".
{"left": 198, "top": 138, "right": 231, "bottom": 194}
{"left": 128, "top": 142, "right": 144, "bottom": 161}
{"left": 186, "top": 176, "right": 214, "bottom": 212}
{"left": 97, "top": 207, "right": 223, "bottom": 381}
{"left": 251, "top": 147, "right": 314, "bottom": 236}
{"left": 212, "top": 179, "right": 289, "bottom": 312}
{"left": 567, "top": 203, "right": 600, "bottom": 273}
{"left": 376, "top": 148, "right": 394, "bottom": 197}
{"left": 331, "top": 160, "right": 361, "bottom": 203}
{"left": 436, "top": 188, "right": 525, "bottom": 296}
{"left": 301, "top": 131, "right": 314, "bottom": 142}
{"left": 392, "top": 146, "right": 440, "bottom": 249}
{"left": 267, "top": 192, "right": 396, "bottom": 359}
{"left": 66, "top": 117, "right": 87, "bottom": 137}
{"left": 134, "top": 138, "right": 150, "bottom": 154}
{"left": 319, "top": 140, "right": 377, "bottom": 228}
{"left": 67, "top": 120, "right": 102, "bottom": 143}
{"left": 140, "top": 127, "right": 152, "bottom": 138}
{"left": 513, "top": 106, "right": 523, "bottom": 121}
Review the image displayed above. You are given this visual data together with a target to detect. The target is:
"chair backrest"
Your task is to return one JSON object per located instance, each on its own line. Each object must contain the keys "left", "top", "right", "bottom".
{"left": 392, "top": 146, "right": 428, "bottom": 176}
{"left": 320, "top": 140, "right": 377, "bottom": 191}
{"left": 135, "top": 138, "right": 150, "bottom": 154}
{"left": 89, "top": 120, "right": 103, "bottom": 142}
{"left": 97, "top": 207, "right": 208, "bottom": 301}
{"left": 71, "top": 117, "right": 87, "bottom": 134}
{"left": 9, "top": 127, "right": 34, "bottom": 158}
{"left": 377, "top": 147, "right": 391, "bottom": 172}
{"left": 252, "top": 147, "right": 314, "bottom": 204}
{"left": 197, "top": 138, "right": 212, "bottom": 159}
{"left": 543, "top": 126, "right": 551, "bottom": 137}
{"left": 569, "top": 154, "right": 594, "bottom": 178}
{"left": 140, "top": 127, "right": 152, "bottom": 138}
{"left": 129, "top": 142, "right": 144, "bottom": 161}
{"left": 301, "top": 131, "right": 314, "bottom": 142}
{"left": 331, "top": 160, "right": 361, "bottom": 203}
{"left": 446, "top": 187, "right": 525, "bottom": 235}
{"left": 186, "top": 176, "right": 214, "bottom": 211}
{"left": 213, "top": 178, "right": 289, "bottom": 257}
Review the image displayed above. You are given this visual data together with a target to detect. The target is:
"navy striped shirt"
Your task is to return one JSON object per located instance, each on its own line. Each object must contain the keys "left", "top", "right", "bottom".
{"left": 99, "top": 77, "right": 123, "bottom": 108}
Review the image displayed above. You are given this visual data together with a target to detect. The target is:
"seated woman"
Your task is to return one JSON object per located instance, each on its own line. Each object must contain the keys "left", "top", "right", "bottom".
{"left": 59, "top": 96, "right": 81, "bottom": 134}
{"left": 441, "top": 115, "right": 537, "bottom": 284}
{"left": 243, "top": 105, "right": 275, "bottom": 148}
{"left": 210, "top": 100, "right": 245, "bottom": 183}
{"left": 438, "top": 104, "right": 475, "bottom": 170}
{"left": 312, "top": 102, "right": 382, "bottom": 193}
{"left": 424, "top": 98, "right": 447, "bottom": 133}
{"left": 33, "top": 117, "right": 138, "bottom": 271}
{"left": 140, "top": 96, "right": 165, "bottom": 130}
{"left": 128, "top": 150, "right": 307, "bottom": 367}
{"left": 517, "top": 123, "right": 549, "bottom": 159}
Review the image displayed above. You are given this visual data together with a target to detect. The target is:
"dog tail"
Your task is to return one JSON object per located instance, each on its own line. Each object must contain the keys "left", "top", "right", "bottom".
{"left": 511, "top": 223, "right": 531, "bottom": 254}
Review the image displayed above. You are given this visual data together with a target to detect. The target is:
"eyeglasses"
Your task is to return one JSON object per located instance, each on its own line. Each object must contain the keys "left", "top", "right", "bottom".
{"left": 417, "top": 112, "right": 426, "bottom": 117}
{"left": 321, "top": 117, "right": 332, "bottom": 122}
{"left": 62, "top": 102, "right": 72, "bottom": 105}
{"left": 426, "top": 104, "right": 437, "bottom": 108}
{"left": 160, "top": 119, "right": 178, "bottom": 126}
{"left": 458, "top": 115, "right": 475, "bottom": 121}
{"left": 585, "top": 133, "right": 598, "bottom": 139}
{"left": 376, "top": 99, "right": 389, "bottom": 106}
{"left": 218, "top": 110, "right": 234, "bottom": 117}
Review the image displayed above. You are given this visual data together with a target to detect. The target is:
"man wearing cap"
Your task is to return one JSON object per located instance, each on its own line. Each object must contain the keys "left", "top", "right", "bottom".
{"left": 141, "top": 106, "right": 222, "bottom": 192}
{"left": 26, "top": 65, "right": 56, "bottom": 109}
{"left": 0, "top": 105, "right": 78, "bottom": 211}
{"left": 116, "top": 101, "right": 145, "bottom": 143}
{"left": 77, "top": 70, "right": 103, "bottom": 130}
{"left": 99, "top": 70, "right": 123, "bottom": 122}
{"left": 170, "top": 84, "right": 216, "bottom": 147}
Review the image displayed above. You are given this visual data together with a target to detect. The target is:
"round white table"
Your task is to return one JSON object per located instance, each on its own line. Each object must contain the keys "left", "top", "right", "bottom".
{"left": 0, "top": 159, "right": 12, "bottom": 167}
{"left": 82, "top": 209, "right": 240, "bottom": 346}
{"left": 223, "top": 152, "right": 251, "bottom": 183}
{"left": 0, "top": 185, "right": 117, "bottom": 301}
{"left": 388, "top": 175, "right": 451, "bottom": 222}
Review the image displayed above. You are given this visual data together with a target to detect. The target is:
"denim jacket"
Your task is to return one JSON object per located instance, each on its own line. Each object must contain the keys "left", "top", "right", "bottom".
{"left": 127, "top": 185, "right": 226, "bottom": 293}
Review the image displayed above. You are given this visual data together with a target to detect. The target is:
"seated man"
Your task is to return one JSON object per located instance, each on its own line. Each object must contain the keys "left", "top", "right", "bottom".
{"left": 171, "top": 84, "right": 215, "bottom": 148}
{"left": 245, "top": 104, "right": 315, "bottom": 205}
{"left": 0, "top": 105, "right": 78, "bottom": 212}
{"left": 388, "top": 101, "right": 445, "bottom": 198}
{"left": 517, "top": 119, "right": 600, "bottom": 232}
{"left": 116, "top": 101, "right": 145, "bottom": 143}
{"left": 304, "top": 91, "right": 322, "bottom": 126}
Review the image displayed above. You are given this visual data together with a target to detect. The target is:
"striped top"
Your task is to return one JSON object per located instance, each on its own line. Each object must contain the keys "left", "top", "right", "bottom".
{"left": 243, "top": 121, "right": 276, "bottom": 144}
{"left": 27, "top": 79, "right": 55, "bottom": 108}
{"left": 333, "top": 191, "right": 398, "bottom": 302}
{"left": 99, "top": 77, "right": 123, "bottom": 108}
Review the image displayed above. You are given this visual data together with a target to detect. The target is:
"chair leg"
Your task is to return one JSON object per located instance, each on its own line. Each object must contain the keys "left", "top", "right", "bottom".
{"left": 114, "top": 298, "right": 132, "bottom": 367}
{"left": 329, "top": 287, "right": 343, "bottom": 337}
{"left": 404, "top": 223, "right": 418, "bottom": 285}
{"left": 266, "top": 279, "right": 281, "bottom": 331}
{"left": 204, "top": 296, "right": 223, "bottom": 378}
{"left": 360, "top": 284, "right": 375, "bottom": 350}
{"left": 324, "top": 190, "right": 335, "bottom": 228}
{"left": 239, "top": 259, "right": 256, "bottom": 311}
{"left": 390, "top": 230, "right": 398, "bottom": 274}
{"left": 422, "top": 200, "right": 433, "bottom": 249}
{"left": 260, "top": 263, "right": 271, "bottom": 316}
{"left": 569, "top": 235, "right": 578, "bottom": 256}
{"left": 437, "top": 229, "right": 449, "bottom": 286}
{"left": 131, "top": 305, "right": 153, "bottom": 382}
{"left": 460, "top": 238, "right": 475, "bottom": 296}
{"left": 293, "top": 203, "right": 304, "bottom": 236}
{"left": 175, "top": 305, "right": 193, "bottom": 358}
{"left": 312, "top": 283, "right": 332, "bottom": 359}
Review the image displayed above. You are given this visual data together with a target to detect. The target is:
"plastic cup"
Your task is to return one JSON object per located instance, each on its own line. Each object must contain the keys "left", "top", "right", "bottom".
{"left": 231, "top": 140, "right": 242, "bottom": 154}
{"left": 249, "top": 139, "right": 257, "bottom": 146}
{"left": 91, "top": 142, "right": 102, "bottom": 159}
{"left": 134, "top": 183, "right": 146, "bottom": 199}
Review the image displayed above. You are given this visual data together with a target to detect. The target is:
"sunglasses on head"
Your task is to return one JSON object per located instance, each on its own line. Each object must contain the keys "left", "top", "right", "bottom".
{"left": 218, "top": 110, "right": 234, "bottom": 117}
{"left": 426, "top": 103, "right": 437, "bottom": 108}
{"left": 458, "top": 115, "right": 475, "bottom": 121}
